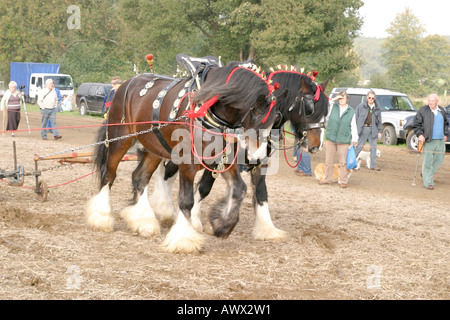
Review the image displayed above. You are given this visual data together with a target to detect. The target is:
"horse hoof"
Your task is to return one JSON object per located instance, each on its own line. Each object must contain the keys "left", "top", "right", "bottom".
{"left": 161, "top": 212, "right": 205, "bottom": 254}
{"left": 86, "top": 187, "right": 114, "bottom": 232}
{"left": 253, "top": 227, "right": 288, "bottom": 241}
{"left": 136, "top": 219, "right": 161, "bottom": 237}
{"left": 121, "top": 208, "right": 161, "bottom": 237}
{"left": 86, "top": 211, "right": 114, "bottom": 232}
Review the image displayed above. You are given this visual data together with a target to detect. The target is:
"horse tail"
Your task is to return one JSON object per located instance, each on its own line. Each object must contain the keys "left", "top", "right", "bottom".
{"left": 209, "top": 176, "right": 247, "bottom": 238}
{"left": 93, "top": 123, "right": 108, "bottom": 186}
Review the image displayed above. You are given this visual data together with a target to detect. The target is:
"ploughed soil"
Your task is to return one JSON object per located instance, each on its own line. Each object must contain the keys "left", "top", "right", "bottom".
{"left": 0, "top": 111, "right": 448, "bottom": 300}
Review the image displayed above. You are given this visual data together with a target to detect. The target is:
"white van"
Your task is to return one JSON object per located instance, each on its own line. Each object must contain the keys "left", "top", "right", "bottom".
{"left": 29, "top": 73, "right": 74, "bottom": 104}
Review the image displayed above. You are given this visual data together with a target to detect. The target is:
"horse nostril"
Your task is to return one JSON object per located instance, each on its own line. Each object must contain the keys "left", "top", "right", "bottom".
{"left": 310, "top": 147, "right": 318, "bottom": 153}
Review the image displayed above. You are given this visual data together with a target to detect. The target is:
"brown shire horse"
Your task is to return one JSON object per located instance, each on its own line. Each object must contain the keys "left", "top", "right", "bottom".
{"left": 148, "top": 70, "right": 329, "bottom": 240}
{"left": 86, "top": 64, "right": 284, "bottom": 253}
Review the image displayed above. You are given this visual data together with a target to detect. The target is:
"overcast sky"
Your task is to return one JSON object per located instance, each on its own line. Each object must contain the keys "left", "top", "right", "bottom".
{"left": 359, "top": 0, "right": 450, "bottom": 38}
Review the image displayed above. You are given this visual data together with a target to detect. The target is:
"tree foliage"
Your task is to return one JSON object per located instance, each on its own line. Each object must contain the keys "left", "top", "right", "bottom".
{"left": 382, "top": 8, "right": 425, "bottom": 94}
{"left": 1, "top": 0, "right": 363, "bottom": 85}
{"left": 382, "top": 8, "right": 450, "bottom": 95}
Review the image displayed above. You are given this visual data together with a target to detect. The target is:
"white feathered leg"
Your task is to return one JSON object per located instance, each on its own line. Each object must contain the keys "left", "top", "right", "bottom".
{"left": 190, "top": 188, "right": 204, "bottom": 232}
{"left": 121, "top": 186, "right": 161, "bottom": 237}
{"left": 161, "top": 211, "right": 205, "bottom": 254}
{"left": 149, "top": 162, "right": 177, "bottom": 227}
{"left": 86, "top": 185, "right": 114, "bottom": 232}
{"left": 253, "top": 202, "right": 287, "bottom": 241}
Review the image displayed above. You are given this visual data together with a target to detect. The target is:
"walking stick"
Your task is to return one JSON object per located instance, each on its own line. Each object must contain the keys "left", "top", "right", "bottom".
{"left": 20, "top": 91, "right": 31, "bottom": 134}
{"left": 412, "top": 140, "right": 424, "bottom": 187}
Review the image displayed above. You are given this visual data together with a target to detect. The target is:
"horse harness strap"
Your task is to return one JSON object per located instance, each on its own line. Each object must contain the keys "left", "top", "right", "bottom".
{"left": 150, "top": 78, "right": 183, "bottom": 154}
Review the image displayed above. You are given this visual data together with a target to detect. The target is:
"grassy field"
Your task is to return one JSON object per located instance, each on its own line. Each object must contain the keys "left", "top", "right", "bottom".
{"left": 22, "top": 102, "right": 102, "bottom": 120}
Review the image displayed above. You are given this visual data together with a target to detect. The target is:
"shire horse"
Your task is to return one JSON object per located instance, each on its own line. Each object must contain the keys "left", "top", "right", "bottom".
{"left": 86, "top": 63, "right": 283, "bottom": 253}
{"left": 148, "top": 70, "right": 330, "bottom": 240}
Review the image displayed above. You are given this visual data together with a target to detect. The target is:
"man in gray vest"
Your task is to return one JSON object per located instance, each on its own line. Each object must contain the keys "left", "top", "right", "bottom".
{"left": 354, "top": 90, "right": 382, "bottom": 170}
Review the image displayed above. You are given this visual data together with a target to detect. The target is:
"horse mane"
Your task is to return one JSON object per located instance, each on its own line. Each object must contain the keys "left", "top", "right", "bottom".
{"left": 269, "top": 71, "right": 329, "bottom": 122}
{"left": 192, "top": 64, "right": 269, "bottom": 110}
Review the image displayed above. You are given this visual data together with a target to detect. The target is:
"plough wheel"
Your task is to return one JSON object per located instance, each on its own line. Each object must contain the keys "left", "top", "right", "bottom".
{"left": 36, "top": 180, "right": 49, "bottom": 202}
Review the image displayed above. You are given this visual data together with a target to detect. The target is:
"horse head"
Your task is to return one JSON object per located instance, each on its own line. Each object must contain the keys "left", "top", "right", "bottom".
{"left": 271, "top": 71, "right": 329, "bottom": 153}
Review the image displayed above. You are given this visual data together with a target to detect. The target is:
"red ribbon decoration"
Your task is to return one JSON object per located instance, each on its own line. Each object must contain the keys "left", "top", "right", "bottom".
{"left": 314, "top": 84, "right": 322, "bottom": 101}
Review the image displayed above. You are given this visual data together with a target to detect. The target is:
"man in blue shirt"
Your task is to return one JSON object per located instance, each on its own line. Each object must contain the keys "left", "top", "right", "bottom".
{"left": 412, "top": 94, "right": 448, "bottom": 190}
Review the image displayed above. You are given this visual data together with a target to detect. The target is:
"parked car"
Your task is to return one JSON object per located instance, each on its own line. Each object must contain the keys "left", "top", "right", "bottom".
{"left": 403, "top": 105, "right": 450, "bottom": 152}
{"left": 328, "top": 87, "right": 417, "bottom": 146}
{"left": 75, "top": 83, "right": 112, "bottom": 116}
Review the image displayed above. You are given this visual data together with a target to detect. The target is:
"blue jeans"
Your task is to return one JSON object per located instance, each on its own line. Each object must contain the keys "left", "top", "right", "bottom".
{"left": 294, "top": 145, "right": 311, "bottom": 175}
{"left": 41, "top": 108, "right": 59, "bottom": 138}
{"left": 355, "top": 126, "right": 378, "bottom": 168}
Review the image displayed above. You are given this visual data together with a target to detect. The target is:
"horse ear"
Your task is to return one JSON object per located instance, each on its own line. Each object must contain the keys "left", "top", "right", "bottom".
{"left": 320, "top": 78, "right": 330, "bottom": 92}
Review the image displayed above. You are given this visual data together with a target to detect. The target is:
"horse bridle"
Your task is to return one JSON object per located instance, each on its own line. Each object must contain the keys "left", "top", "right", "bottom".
{"left": 289, "top": 92, "right": 326, "bottom": 134}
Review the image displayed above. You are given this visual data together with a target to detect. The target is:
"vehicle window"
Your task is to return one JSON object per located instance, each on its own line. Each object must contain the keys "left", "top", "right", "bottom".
{"left": 444, "top": 106, "right": 450, "bottom": 115}
{"left": 36, "top": 78, "right": 42, "bottom": 89}
{"left": 88, "top": 85, "right": 98, "bottom": 95}
{"left": 377, "top": 95, "right": 415, "bottom": 111}
{"left": 348, "top": 95, "right": 365, "bottom": 109}
{"left": 96, "top": 86, "right": 106, "bottom": 96}
{"left": 45, "top": 75, "right": 74, "bottom": 90}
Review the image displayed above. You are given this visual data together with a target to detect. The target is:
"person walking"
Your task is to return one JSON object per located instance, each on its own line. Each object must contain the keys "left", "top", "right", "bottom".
{"left": 0, "top": 81, "right": 23, "bottom": 137}
{"left": 37, "top": 79, "right": 62, "bottom": 140}
{"left": 319, "top": 90, "right": 358, "bottom": 188}
{"left": 412, "top": 94, "right": 448, "bottom": 190}
{"left": 354, "top": 90, "right": 383, "bottom": 170}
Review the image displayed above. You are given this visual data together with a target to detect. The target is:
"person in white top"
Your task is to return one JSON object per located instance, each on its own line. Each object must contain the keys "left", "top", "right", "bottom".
{"left": 1, "top": 81, "right": 23, "bottom": 137}
{"left": 37, "top": 79, "right": 62, "bottom": 140}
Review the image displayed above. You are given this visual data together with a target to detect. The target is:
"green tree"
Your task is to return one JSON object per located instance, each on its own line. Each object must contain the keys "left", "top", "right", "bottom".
{"left": 420, "top": 35, "right": 450, "bottom": 93}
{"left": 120, "top": 0, "right": 363, "bottom": 80}
{"left": 0, "top": 0, "right": 129, "bottom": 83}
{"left": 382, "top": 8, "right": 425, "bottom": 95}
{"left": 251, "top": 0, "right": 363, "bottom": 80}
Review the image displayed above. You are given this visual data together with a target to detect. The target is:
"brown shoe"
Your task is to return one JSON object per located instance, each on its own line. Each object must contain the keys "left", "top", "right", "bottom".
{"left": 370, "top": 166, "right": 381, "bottom": 171}
{"left": 297, "top": 172, "right": 311, "bottom": 177}
{"left": 318, "top": 180, "right": 331, "bottom": 185}
{"left": 54, "top": 135, "right": 62, "bottom": 140}
{"left": 426, "top": 185, "right": 434, "bottom": 190}
{"left": 42, "top": 137, "right": 48, "bottom": 140}
{"left": 339, "top": 183, "right": 347, "bottom": 189}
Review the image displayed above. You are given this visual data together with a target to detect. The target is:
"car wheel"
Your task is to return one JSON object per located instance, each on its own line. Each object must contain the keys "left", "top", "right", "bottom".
{"left": 79, "top": 101, "right": 88, "bottom": 116}
{"left": 406, "top": 131, "right": 418, "bottom": 152}
{"left": 382, "top": 126, "right": 397, "bottom": 146}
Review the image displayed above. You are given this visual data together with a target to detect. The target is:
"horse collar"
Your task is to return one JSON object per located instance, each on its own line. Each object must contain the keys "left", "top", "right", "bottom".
{"left": 202, "top": 109, "right": 243, "bottom": 131}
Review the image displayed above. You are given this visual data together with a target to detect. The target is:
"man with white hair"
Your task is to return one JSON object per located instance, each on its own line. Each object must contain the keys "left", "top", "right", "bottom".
{"left": 412, "top": 94, "right": 448, "bottom": 190}
{"left": 37, "top": 78, "right": 62, "bottom": 140}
